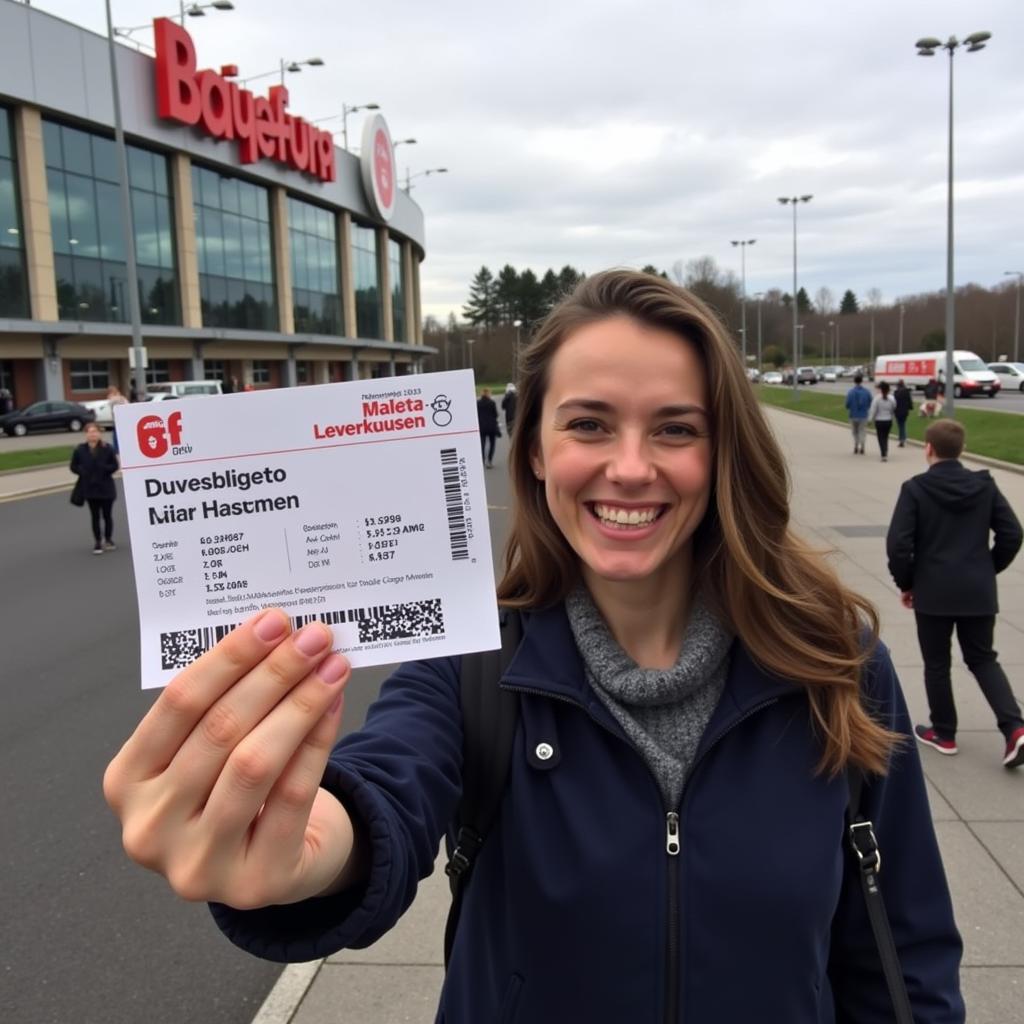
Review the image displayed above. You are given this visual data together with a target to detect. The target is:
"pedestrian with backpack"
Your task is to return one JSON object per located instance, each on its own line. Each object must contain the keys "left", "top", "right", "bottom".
{"left": 104, "top": 271, "right": 963, "bottom": 1023}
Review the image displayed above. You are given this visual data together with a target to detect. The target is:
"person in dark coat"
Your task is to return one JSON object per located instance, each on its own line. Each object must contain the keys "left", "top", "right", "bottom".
{"left": 500, "top": 383, "right": 518, "bottom": 433}
{"left": 70, "top": 422, "right": 119, "bottom": 555}
{"left": 893, "top": 379, "right": 913, "bottom": 446}
{"left": 476, "top": 387, "right": 500, "bottom": 468}
{"left": 105, "top": 271, "right": 965, "bottom": 1023}
{"left": 887, "top": 418, "right": 1024, "bottom": 766}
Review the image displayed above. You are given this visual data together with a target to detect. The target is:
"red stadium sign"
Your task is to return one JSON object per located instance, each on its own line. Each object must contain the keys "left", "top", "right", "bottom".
{"left": 153, "top": 18, "right": 336, "bottom": 183}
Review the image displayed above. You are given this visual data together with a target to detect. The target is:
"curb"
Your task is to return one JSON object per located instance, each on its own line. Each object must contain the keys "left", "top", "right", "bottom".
{"left": 765, "top": 405, "right": 1024, "bottom": 476}
{"left": 249, "top": 960, "right": 324, "bottom": 1024}
{"left": 0, "top": 461, "right": 70, "bottom": 477}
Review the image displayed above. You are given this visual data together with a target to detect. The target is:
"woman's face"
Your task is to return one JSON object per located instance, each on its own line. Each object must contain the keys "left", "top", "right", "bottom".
{"left": 530, "top": 315, "right": 713, "bottom": 588}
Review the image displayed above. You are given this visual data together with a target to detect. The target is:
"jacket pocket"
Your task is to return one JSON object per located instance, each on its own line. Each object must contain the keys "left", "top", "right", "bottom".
{"left": 498, "top": 973, "right": 523, "bottom": 1024}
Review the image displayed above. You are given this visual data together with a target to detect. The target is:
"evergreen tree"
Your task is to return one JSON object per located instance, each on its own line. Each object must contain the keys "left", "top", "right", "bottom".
{"left": 640, "top": 264, "right": 662, "bottom": 277}
{"left": 557, "top": 265, "right": 584, "bottom": 298}
{"left": 539, "top": 269, "right": 560, "bottom": 313}
{"left": 840, "top": 289, "right": 859, "bottom": 314}
{"left": 796, "top": 287, "right": 811, "bottom": 314}
{"left": 462, "top": 266, "right": 498, "bottom": 327}
{"left": 495, "top": 264, "right": 520, "bottom": 324}
{"left": 518, "top": 268, "right": 546, "bottom": 324}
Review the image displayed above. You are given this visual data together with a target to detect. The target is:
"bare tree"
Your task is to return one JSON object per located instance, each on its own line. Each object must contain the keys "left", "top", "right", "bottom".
{"left": 814, "top": 286, "right": 835, "bottom": 317}
{"left": 865, "top": 287, "right": 884, "bottom": 310}
{"left": 670, "top": 259, "right": 685, "bottom": 286}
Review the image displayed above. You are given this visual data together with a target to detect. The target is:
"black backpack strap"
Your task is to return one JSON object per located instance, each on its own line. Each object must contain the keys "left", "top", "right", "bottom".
{"left": 845, "top": 766, "right": 914, "bottom": 1024}
{"left": 443, "top": 608, "right": 523, "bottom": 968}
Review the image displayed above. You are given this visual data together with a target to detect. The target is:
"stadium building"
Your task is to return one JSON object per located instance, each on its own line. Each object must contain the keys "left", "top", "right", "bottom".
{"left": 0, "top": 3, "right": 429, "bottom": 407}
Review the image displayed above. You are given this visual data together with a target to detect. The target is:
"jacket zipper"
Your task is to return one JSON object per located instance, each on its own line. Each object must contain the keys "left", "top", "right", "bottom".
{"left": 503, "top": 683, "right": 780, "bottom": 1024}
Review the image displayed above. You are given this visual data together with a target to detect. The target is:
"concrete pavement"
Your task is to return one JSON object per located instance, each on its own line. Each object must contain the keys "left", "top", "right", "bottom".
{"left": 8, "top": 405, "right": 1021, "bottom": 1021}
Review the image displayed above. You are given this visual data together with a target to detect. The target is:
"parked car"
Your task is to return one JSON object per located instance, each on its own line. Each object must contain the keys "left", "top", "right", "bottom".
{"left": 783, "top": 366, "right": 819, "bottom": 385}
{"left": 0, "top": 400, "right": 96, "bottom": 437}
{"left": 762, "top": 370, "right": 784, "bottom": 385}
{"left": 145, "top": 379, "right": 223, "bottom": 400}
{"left": 745, "top": 368, "right": 761, "bottom": 382}
{"left": 820, "top": 365, "right": 845, "bottom": 382}
{"left": 988, "top": 362, "right": 1024, "bottom": 391}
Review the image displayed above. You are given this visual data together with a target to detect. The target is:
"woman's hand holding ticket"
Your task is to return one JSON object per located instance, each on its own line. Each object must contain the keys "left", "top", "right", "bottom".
{"left": 103, "top": 609, "right": 358, "bottom": 910}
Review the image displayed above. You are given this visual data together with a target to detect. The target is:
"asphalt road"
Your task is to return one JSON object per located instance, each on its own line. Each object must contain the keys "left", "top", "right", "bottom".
{"left": 0, "top": 439, "right": 513, "bottom": 1024}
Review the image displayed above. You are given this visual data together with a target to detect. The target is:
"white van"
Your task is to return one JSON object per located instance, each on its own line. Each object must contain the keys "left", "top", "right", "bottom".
{"left": 145, "top": 380, "right": 224, "bottom": 400}
{"left": 873, "top": 351, "right": 1000, "bottom": 399}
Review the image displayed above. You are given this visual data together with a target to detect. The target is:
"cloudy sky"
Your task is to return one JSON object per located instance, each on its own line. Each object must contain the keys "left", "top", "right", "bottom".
{"left": 35, "top": 0, "right": 1024, "bottom": 321}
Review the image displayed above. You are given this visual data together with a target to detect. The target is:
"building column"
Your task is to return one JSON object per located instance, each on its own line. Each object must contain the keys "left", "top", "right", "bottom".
{"left": 349, "top": 350, "right": 360, "bottom": 381}
{"left": 376, "top": 226, "right": 393, "bottom": 342}
{"left": 170, "top": 154, "right": 202, "bottom": 328}
{"left": 412, "top": 254, "right": 423, "bottom": 343}
{"left": 13, "top": 107, "right": 58, "bottom": 321}
{"left": 271, "top": 188, "right": 294, "bottom": 335}
{"left": 402, "top": 241, "right": 416, "bottom": 346}
{"left": 339, "top": 212, "right": 356, "bottom": 338}
{"left": 315, "top": 360, "right": 330, "bottom": 385}
{"left": 42, "top": 337, "right": 64, "bottom": 399}
{"left": 190, "top": 340, "right": 204, "bottom": 380}
{"left": 283, "top": 343, "right": 298, "bottom": 388}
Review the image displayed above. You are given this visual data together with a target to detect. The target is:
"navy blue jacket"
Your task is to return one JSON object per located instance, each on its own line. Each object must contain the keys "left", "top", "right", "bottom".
{"left": 211, "top": 605, "right": 964, "bottom": 1023}
{"left": 845, "top": 384, "right": 872, "bottom": 420}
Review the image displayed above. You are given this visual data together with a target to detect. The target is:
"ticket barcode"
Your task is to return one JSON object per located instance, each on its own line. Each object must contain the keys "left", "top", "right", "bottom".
{"left": 440, "top": 447, "right": 469, "bottom": 561}
{"left": 159, "top": 598, "right": 445, "bottom": 671}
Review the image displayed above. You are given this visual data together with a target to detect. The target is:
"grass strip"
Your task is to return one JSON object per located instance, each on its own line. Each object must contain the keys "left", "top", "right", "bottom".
{"left": 0, "top": 446, "right": 75, "bottom": 472}
{"left": 757, "top": 386, "right": 1024, "bottom": 466}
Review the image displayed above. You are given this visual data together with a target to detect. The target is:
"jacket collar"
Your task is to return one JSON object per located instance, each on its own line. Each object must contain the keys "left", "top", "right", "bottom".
{"left": 501, "top": 603, "right": 798, "bottom": 736}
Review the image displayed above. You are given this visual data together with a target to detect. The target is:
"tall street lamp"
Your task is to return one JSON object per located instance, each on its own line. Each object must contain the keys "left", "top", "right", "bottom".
{"left": 240, "top": 56, "right": 325, "bottom": 88}
{"left": 898, "top": 302, "right": 905, "bottom": 353}
{"left": 512, "top": 319, "right": 523, "bottom": 380}
{"left": 730, "top": 239, "right": 756, "bottom": 365}
{"left": 334, "top": 103, "right": 380, "bottom": 152}
{"left": 178, "top": 0, "right": 233, "bottom": 22}
{"left": 753, "top": 292, "right": 764, "bottom": 371}
{"left": 916, "top": 30, "right": 993, "bottom": 417}
{"left": 405, "top": 167, "right": 448, "bottom": 192}
{"left": 1005, "top": 271, "right": 1022, "bottom": 364}
{"left": 778, "top": 195, "right": 813, "bottom": 393}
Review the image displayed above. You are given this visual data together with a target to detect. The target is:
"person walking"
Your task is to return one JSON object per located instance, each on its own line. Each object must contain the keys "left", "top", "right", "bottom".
{"left": 70, "top": 422, "right": 119, "bottom": 555}
{"left": 921, "top": 377, "right": 941, "bottom": 418}
{"left": 893, "top": 379, "right": 913, "bottom": 447}
{"left": 501, "top": 382, "right": 518, "bottom": 434}
{"left": 477, "top": 386, "right": 500, "bottom": 468}
{"left": 106, "top": 271, "right": 965, "bottom": 1022}
{"left": 887, "top": 418, "right": 1024, "bottom": 768}
{"left": 106, "top": 385, "right": 128, "bottom": 454}
{"left": 844, "top": 373, "right": 871, "bottom": 454}
{"left": 868, "top": 381, "right": 897, "bottom": 461}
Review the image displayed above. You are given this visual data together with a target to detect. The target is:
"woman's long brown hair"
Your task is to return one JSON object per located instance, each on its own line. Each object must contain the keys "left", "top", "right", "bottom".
{"left": 497, "top": 269, "right": 898, "bottom": 777}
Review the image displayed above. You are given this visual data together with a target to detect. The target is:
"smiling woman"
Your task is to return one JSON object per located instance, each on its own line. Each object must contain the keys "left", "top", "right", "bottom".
{"left": 106, "top": 271, "right": 965, "bottom": 1024}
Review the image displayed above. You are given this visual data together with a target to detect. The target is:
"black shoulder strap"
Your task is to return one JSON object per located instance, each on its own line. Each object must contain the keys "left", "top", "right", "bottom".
{"left": 443, "top": 608, "right": 523, "bottom": 968}
{"left": 845, "top": 767, "right": 914, "bottom": 1024}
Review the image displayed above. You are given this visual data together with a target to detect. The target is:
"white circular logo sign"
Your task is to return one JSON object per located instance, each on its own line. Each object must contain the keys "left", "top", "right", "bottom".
{"left": 360, "top": 114, "right": 396, "bottom": 222}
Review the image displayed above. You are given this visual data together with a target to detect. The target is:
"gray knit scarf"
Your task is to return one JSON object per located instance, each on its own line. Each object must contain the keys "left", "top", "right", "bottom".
{"left": 565, "top": 585, "right": 733, "bottom": 809}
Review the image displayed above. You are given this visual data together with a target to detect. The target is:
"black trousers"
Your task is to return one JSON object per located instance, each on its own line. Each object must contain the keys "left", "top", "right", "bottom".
{"left": 480, "top": 431, "right": 497, "bottom": 464}
{"left": 914, "top": 612, "right": 1024, "bottom": 740}
{"left": 87, "top": 498, "right": 114, "bottom": 544}
{"left": 875, "top": 419, "right": 892, "bottom": 457}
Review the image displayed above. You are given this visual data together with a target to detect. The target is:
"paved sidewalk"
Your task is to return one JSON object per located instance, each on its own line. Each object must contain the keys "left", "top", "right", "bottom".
{"left": 0, "top": 462, "right": 76, "bottom": 502}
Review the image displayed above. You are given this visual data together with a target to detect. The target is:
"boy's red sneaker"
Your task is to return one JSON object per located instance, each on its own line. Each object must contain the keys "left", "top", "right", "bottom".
{"left": 1003, "top": 727, "right": 1024, "bottom": 769}
{"left": 914, "top": 725, "right": 958, "bottom": 756}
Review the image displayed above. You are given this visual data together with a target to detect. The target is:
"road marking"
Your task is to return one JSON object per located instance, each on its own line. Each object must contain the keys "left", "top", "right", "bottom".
{"left": 249, "top": 959, "right": 324, "bottom": 1024}
{"left": 0, "top": 483, "right": 74, "bottom": 504}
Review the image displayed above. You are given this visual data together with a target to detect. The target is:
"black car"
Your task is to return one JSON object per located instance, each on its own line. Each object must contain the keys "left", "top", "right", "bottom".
{"left": 0, "top": 400, "right": 96, "bottom": 437}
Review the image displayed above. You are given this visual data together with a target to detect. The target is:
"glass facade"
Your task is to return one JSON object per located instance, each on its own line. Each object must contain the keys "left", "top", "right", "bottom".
{"left": 389, "top": 238, "right": 405, "bottom": 343}
{"left": 192, "top": 165, "right": 276, "bottom": 331}
{"left": 288, "top": 197, "right": 340, "bottom": 335}
{"left": 44, "top": 120, "right": 179, "bottom": 324}
{"left": 0, "top": 107, "right": 29, "bottom": 318}
{"left": 69, "top": 359, "right": 110, "bottom": 391}
{"left": 351, "top": 222, "right": 381, "bottom": 340}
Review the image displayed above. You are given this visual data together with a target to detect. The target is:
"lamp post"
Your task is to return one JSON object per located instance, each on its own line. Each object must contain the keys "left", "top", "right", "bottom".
{"left": 240, "top": 56, "right": 325, "bottom": 88}
{"left": 730, "top": 239, "right": 756, "bottom": 364}
{"left": 898, "top": 302, "right": 905, "bottom": 353}
{"left": 778, "top": 195, "right": 813, "bottom": 394}
{"left": 104, "top": 0, "right": 146, "bottom": 402}
{"left": 179, "top": 0, "right": 233, "bottom": 23}
{"left": 916, "top": 30, "right": 993, "bottom": 418}
{"left": 405, "top": 167, "right": 449, "bottom": 192}
{"left": 1005, "top": 271, "right": 1022, "bottom": 363}
{"left": 341, "top": 103, "right": 378, "bottom": 152}
{"left": 828, "top": 320, "right": 835, "bottom": 365}
{"left": 512, "top": 319, "right": 523, "bottom": 380}
{"left": 753, "top": 292, "right": 764, "bottom": 372}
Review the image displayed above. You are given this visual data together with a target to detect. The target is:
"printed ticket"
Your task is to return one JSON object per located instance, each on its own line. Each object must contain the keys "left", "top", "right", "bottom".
{"left": 114, "top": 370, "right": 500, "bottom": 688}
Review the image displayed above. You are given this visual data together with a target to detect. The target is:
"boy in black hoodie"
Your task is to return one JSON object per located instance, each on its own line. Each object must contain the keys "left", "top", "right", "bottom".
{"left": 887, "top": 419, "right": 1024, "bottom": 766}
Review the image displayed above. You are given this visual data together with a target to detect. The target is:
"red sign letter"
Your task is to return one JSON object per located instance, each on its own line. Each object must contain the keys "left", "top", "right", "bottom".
{"left": 153, "top": 18, "right": 200, "bottom": 125}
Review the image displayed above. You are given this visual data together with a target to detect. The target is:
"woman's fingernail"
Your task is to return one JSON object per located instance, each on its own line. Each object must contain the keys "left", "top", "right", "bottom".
{"left": 254, "top": 609, "right": 287, "bottom": 642}
{"left": 294, "top": 622, "right": 330, "bottom": 656}
{"left": 317, "top": 653, "right": 348, "bottom": 685}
